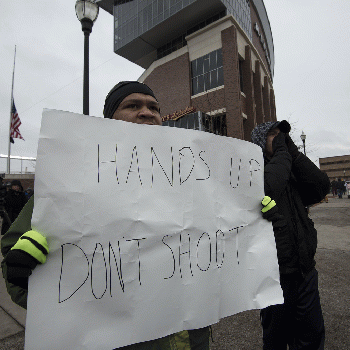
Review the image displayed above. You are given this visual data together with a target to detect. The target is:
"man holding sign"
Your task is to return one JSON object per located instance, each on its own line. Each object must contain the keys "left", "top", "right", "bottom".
{"left": 2, "top": 79, "right": 285, "bottom": 349}
{"left": 1, "top": 81, "right": 210, "bottom": 349}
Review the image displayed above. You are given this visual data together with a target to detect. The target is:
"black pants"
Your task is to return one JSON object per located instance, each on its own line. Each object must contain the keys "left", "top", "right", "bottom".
{"left": 261, "top": 269, "right": 325, "bottom": 350}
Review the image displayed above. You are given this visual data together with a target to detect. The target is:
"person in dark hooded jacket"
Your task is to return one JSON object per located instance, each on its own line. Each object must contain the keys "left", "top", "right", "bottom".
{"left": 251, "top": 120, "right": 330, "bottom": 350}
{"left": 1, "top": 180, "right": 27, "bottom": 235}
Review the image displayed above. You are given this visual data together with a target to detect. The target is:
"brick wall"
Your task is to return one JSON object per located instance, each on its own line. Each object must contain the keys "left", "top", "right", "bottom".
{"left": 191, "top": 88, "right": 226, "bottom": 114}
{"left": 221, "top": 26, "right": 243, "bottom": 139}
{"left": 144, "top": 53, "right": 192, "bottom": 116}
{"left": 242, "top": 45, "right": 256, "bottom": 141}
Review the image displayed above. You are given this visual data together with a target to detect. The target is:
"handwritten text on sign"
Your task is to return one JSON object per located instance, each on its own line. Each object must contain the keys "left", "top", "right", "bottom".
{"left": 25, "top": 110, "right": 283, "bottom": 350}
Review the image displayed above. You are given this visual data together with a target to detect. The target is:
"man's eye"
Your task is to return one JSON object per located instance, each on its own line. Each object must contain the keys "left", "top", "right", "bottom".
{"left": 128, "top": 104, "right": 137, "bottom": 109}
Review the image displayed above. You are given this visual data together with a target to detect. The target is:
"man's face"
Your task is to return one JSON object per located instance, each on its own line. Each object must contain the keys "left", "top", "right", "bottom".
{"left": 112, "top": 93, "right": 161, "bottom": 125}
{"left": 11, "top": 185, "right": 21, "bottom": 192}
{"left": 265, "top": 127, "right": 280, "bottom": 159}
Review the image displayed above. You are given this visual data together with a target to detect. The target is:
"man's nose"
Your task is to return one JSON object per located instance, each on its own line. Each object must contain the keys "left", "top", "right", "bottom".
{"left": 138, "top": 106, "right": 155, "bottom": 118}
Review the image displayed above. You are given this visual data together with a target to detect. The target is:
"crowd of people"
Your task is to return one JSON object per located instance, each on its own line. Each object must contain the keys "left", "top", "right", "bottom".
{"left": 331, "top": 179, "right": 349, "bottom": 199}
{"left": 0, "top": 179, "right": 33, "bottom": 235}
{"left": 1, "top": 81, "right": 331, "bottom": 349}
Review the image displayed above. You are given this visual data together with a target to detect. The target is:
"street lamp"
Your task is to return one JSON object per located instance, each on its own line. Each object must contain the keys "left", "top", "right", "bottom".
{"left": 75, "top": 0, "right": 99, "bottom": 115}
{"left": 300, "top": 130, "right": 306, "bottom": 155}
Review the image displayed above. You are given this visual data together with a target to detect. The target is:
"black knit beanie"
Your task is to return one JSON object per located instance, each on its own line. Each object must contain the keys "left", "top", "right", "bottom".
{"left": 103, "top": 81, "right": 158, "bottom": 119}
{"left": 251, "top": 120, "right": 291, "bottom": 152}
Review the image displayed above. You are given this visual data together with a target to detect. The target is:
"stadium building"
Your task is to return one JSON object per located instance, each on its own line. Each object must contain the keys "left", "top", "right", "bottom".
{"left": 99, "top": 0, "right": 276, "bottom": 140}
{"left": 319, "top": 155, "right": 350, "bottom": 183}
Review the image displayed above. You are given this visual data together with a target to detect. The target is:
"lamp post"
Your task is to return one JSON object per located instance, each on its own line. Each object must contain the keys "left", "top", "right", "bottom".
{"left": 300, "top": 130, "right": 306, "bottom": 155}
{"left": 75, "top": 0, "right": 99, "bottom": 115}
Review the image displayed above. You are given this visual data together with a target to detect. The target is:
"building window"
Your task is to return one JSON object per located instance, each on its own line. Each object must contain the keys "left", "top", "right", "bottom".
{"left": 191, "top": 49, "right": 224, "bottom": 96}
{"left": 202, "top": 113, "right": 227, "bottom": 136}
{"left": 239, "top": 59, "right": 244, "bottom": 92}
{"left": 163, "top": 112, "right": 227, "bottom": 136}
{"left": 156, "top": 10, "right": 226, "bottom": 60}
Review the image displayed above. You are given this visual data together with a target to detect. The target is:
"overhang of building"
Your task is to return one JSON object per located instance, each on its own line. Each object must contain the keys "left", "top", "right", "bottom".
{"left": 99, "top": 0, "right": 225, "bottom": 69}
{"left": 97, "top": 0, "right": 274, "bottom": 74}
{"left": 96, "top": 0, "right": 113, "bottom": 15}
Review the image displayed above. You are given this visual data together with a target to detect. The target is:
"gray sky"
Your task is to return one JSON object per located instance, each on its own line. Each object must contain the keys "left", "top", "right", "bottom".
{"left": 1, "top": 0, "right": 349, "bottom": 173}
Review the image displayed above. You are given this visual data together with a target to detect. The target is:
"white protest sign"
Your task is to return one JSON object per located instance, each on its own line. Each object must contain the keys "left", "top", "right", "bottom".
{"left": 25, "top": 109, "right": 283, "bottom": 350}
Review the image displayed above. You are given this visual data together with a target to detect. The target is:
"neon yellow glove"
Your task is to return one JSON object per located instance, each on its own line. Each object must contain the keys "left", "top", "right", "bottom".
{"left": 10, "top": 230, "right": 49, "bottom": 264}
{"left": 261, "top": 196, "right": 277, "bottom": 213}
{"left": 5, "top": 230, "right": 49, "bottom": 289}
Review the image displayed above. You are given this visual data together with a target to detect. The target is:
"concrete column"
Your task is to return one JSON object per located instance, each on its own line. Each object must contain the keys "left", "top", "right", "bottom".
{"left": 221, "top": 26, "right": 243, "bottom": 140}
{"left": 253, "top": 60, "right": 264, "bottom": 125}
{"left": 263, "top": 76, "right": 271, "bottom": 121}
{"left": 242, "top": 45, "right": 256, "bottom": 141}
{"left": 270, "top": 88, "right": 277, "bottom": 121}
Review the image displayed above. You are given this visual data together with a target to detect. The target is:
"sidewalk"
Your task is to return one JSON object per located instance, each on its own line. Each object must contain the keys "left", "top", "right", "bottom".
{"left": 0, "top": 250, "right": 26, "bottom": 350}
{"left": 0, "top": 196, "right": 349, "bottom": 349}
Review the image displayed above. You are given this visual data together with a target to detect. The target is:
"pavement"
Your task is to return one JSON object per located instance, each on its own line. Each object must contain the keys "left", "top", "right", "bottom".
{"left": 0, "top": 196, "right": 349, "bottom": 349}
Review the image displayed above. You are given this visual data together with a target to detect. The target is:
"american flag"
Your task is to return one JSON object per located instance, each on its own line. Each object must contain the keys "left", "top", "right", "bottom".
{"left": 10, "top": 101, "right": 24, "bottom": 143}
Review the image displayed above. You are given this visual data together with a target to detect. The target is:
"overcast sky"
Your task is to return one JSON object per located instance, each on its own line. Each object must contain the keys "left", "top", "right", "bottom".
{"left": 1, "top": 0, "right": 349, "bottom": 173}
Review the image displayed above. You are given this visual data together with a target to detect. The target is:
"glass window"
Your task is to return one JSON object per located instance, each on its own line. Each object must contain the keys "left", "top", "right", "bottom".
{"left": 163, "top": 112, "right": 203, "bottom": 131}
{"left": 239, "top": 59, "right": 244, "bottom": 92}
{"left": 218, "top": 66, "right": 224, "bottom": 86}
{"left": 203, "top": 55, "right": 210, "bottom": 73}
{"left": 197, "top": 75, "right": 204, "bottom": 93}
{"left": 192, "top": 77, "right": 198, "bottom": 96}
{"left": 158, "top": 0, "right": 163, "bottom": 14}
{"left": 217, "top": 49, "right": 223, "bottom": 67}
{"left": 191, "top": 60, "right": 197, "bottom": 78}
{"left": 210, "top": 70, "right": 218, "bottom": 90}
{"left": 197, "top": 56, "right": 204, "bottom": 76}
{"left": 209, "top": 51, "right": 217, "bottom": 71}
{"left": 191, "top": 48, "right": 223, "bottom": 95}
{"left": 204, "top": 72, "right": 210, "bottom": 91}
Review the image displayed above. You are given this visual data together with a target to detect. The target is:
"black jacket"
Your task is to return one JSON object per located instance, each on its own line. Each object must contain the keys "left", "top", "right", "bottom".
{"left": 264, "top": 139, "right": 330, "bottom": 275}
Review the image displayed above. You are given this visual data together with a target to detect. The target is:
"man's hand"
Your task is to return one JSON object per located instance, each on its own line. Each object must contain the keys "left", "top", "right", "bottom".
{"left": 261, "top": 196, "right": 287, "bottom": 231}
{"left": 284, "top": 134, "right": 300, "bottom": 161}
{"left": 272, "top": 132, "right": 288, "bottom": 154}
{"left": 262, "top": 195, "right": 277, "bottom": 214}
{"left": 4, "top": 230, "right": 49, "bottom": 289}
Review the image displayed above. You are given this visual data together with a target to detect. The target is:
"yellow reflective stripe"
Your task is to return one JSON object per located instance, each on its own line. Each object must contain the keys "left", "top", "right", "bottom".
{"left": 22, "top": 230, "right": 49, "bottom": 254}
{"left": 262, "top": 196, "right": 272, "bottom": 206}
{"left": 11, "top": 239, "right": 47, "bottom": 264}
{"left": 261, "top": 196, "right": 276, "bottom": 213}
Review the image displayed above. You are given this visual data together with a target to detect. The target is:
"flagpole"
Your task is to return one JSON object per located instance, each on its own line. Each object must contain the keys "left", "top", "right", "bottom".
{"left": 7, "top": 46, "right": 16, "bottom": 174}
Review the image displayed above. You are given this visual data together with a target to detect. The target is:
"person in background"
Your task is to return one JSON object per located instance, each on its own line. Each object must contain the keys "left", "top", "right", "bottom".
{"left": 1, "top": 180, "right": 27, "bottom": 235}
{"left": 252, "top": 120, "right": 330, "bottom": 350}
{"left": 24, "top": 188, "right": 34, "bottom": 200}
{"left": 1, "top": 81, "right": 210, "bottom": 350}
{"left": 335, "top": 178, "right": 345, "bottom": 198}
{"left": 330, "top": 180, "right": 337, "bottom": 197}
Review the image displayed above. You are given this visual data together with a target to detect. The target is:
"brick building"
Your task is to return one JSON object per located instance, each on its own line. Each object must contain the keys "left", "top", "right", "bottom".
{"left": 319, "top": 155, "right": 350, "bottom": 183}
{"left": 99, "top": 0, "right": 276, "bottom": 140}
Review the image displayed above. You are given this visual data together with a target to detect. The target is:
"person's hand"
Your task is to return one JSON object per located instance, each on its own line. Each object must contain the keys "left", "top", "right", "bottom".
{"left": 4, "top": 230, "right": 49, "bottom": 289}
{"left": 284, "top": 134, "right": 300, "bottom": 161}
{"left": 261, "top": 196, "right": 287, "bottom": 230}
{"left": 272, "top": 132, "right": 288, "bottom": 154}
{"left": 262, "top": 195, "right": 277, "bottom": 217}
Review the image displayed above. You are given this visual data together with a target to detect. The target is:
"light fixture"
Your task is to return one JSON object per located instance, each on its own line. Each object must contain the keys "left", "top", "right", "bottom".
{"left": 300, "top": 131, "right": 306, "bottom": 155}
{"left": 75, "top": 0, "right": 99, "bottom": 115}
